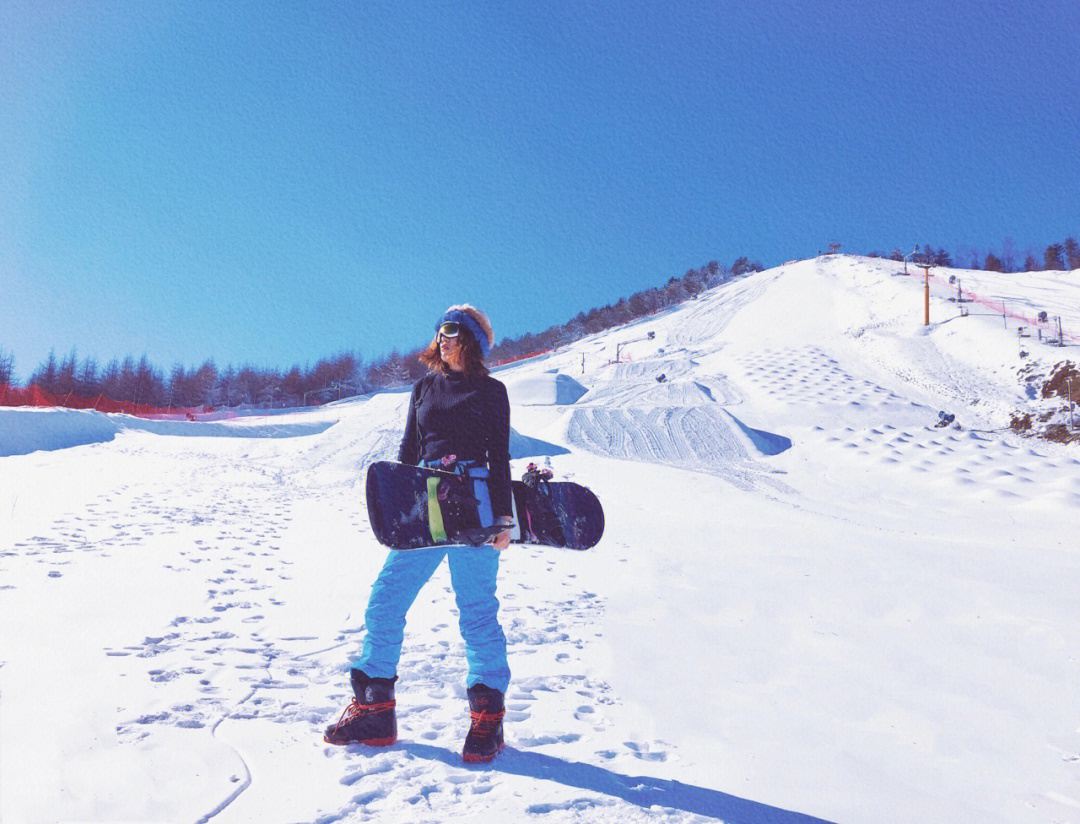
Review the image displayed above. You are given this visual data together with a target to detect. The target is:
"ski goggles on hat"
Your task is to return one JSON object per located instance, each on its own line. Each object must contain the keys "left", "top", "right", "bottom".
{"left": 435, "top": 309, "right": 491, "bottom": 356}
{"left": 437, "top": 321, "right": 462, "bottom": 338}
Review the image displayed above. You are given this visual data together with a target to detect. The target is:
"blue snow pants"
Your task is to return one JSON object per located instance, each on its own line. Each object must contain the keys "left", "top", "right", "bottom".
{"left": 353, "top": 462, "right": 510, "bottom": 692}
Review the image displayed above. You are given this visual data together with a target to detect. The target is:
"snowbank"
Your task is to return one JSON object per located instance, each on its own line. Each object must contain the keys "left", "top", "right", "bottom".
{"left": 504, "top": 371, "right": 589, "bottom": 405}
{"left": 0, "top": 407, "right": 124, "bottom": 456}
{"left": 0, "top": 407, "right": 335, "bottom": 457}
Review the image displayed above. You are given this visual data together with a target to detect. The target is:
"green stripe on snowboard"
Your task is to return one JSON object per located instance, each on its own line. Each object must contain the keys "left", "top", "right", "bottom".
{"left": 426, "top": 477, "right": 447, "bottom": 542}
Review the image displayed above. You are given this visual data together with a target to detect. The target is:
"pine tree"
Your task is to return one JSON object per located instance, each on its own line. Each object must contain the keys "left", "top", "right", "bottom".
{"left": 236, "top": 365, "right": 260, "bottom": 405}
{"left": 378, "top": 351, "right": 410, "bottom": 388}
{"left": 1065, "top": 237, "right": 1080, "bottom": 270}
{"left": 1044, "top": 244, "right": 1065, "bottom": 270}
{"left": 101, "top": 359, "right": 122, "bottom": 400}
{"left": 57, "top": 349, "right": 78, "bottom": 396}
{"left": 77, "top": 357, "right": 99, "bottom": 396}
{"left": 281, "top": 366, "right": 304, "bottom": 404}
{"left": 133, "top": 355, "right": 164, "bottom": 407}
{"left": 932, "top": 248, "right": 953, "bottom": 267}
{"left": 731, "top": 257, "right": 754, "bottom": 276}
{"left": 167, "top": 364, "right": 187, "bottom": 407}
{"left": 220, "top": 365, "right": 238, "bottom": 406}
{"left": 984, "top": 252, "right": 1004, "bottom": 272}
{"left": 31, "top": 350, "right": 60, "bottom": 393}
{"left": 193, "top": 360, "right": 219, "bottom": 406}
{"left": 627, "top": 291, "right": 650, "bottom": 319}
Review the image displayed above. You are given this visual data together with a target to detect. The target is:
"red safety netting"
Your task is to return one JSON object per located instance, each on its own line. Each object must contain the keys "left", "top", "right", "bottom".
{"left": 925, "top": 271, "right": 1080, "bottom": 343}
{"left": 0, "top": 384, "right": 209, "bottom": 418}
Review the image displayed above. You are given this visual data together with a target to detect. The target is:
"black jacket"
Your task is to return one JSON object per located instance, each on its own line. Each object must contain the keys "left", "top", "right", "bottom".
{"left": 398, "top": 371, "right": 512, "bottom": 518}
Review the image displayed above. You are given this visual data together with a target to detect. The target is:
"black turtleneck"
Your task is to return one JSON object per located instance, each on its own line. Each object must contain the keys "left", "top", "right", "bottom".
{"left": 398, "top": 371, "right": 512, "bottom": 518}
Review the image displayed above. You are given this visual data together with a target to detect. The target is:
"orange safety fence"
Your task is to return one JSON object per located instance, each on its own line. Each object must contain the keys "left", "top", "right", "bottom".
{"left": 0, "top": 384, "right": 210, "bottom": 418}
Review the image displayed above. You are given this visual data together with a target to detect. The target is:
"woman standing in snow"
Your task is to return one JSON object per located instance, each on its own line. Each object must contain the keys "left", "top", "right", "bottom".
{"left": 324, "top": 304, "right": 514, "bottom": 763}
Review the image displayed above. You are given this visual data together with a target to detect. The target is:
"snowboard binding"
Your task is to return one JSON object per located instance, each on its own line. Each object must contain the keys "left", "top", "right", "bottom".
{"left": 519, "top": 464, "right": 564, "bottom": 545}
{"left": 522, "top": 463, "right": 554, "bottom": 492}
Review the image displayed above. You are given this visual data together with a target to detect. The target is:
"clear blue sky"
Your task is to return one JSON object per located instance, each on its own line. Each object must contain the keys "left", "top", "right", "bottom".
{"left": 3, "top": 1, "right": 1078, "bottom": 379}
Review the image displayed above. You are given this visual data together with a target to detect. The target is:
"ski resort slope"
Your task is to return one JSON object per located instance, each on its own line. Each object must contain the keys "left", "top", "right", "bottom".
{"left": 2, "top": 255, "right": 1079, "bottom": 824}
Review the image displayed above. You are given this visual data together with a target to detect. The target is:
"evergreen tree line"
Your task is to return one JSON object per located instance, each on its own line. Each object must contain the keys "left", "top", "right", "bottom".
{"left": 8, "top": 234, "right": 1078, "bottom": 410}
{"left": 867, "top": 235, "right": 1080, "bottom": 273}
{"left": 487, "top": 257, "right": 760, "bottom": 362}
{"left": 17, "top": 350, "right": 372, "bottom": 410}
{"left": 5, "top": 255, "right": 761, "bottom": 408}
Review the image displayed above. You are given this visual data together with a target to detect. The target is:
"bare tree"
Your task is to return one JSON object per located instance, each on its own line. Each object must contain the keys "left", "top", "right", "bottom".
{"left": 1002, "top": 237, "right": 1016, "bottom": 272}
{"left": 0, "top": 347, "right": 14, "bottom": 386}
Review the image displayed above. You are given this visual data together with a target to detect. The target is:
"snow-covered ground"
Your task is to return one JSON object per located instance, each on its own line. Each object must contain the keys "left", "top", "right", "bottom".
{"left": 3, "top": 256, "right": 1079, "bottom": 823}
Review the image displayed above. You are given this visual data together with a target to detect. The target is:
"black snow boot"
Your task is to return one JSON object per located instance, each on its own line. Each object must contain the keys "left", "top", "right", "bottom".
{"left": 323, "top": 670, "right": 397, "bottom": 746}
{"left": 462, "top": 684, "right": 505, "bottom": 763}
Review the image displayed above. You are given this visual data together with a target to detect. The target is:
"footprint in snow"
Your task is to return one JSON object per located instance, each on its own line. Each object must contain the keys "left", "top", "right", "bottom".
{"left": 623, "top": 740, "right": 670, "bottom": 761}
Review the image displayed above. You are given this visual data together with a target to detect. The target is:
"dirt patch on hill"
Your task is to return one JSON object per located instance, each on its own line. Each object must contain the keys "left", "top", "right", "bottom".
{"left": 1011, "top": 360, "right": 1080, "bottom": 443}
{"left": 1042, "top": 361, "right": 1080, "bottom": 400}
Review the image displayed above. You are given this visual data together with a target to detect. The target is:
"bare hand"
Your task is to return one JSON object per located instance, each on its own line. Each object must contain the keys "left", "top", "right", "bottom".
{"left": 489, "top": 518, "right": 513, "bottom": 551}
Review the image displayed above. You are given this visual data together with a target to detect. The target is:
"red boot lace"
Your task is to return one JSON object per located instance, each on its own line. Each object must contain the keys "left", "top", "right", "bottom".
{"left": 468, "top": 708, "right": 505, "bottom": 736}
{"left": 332, "top": 698, "right": 396, "bottom": 735}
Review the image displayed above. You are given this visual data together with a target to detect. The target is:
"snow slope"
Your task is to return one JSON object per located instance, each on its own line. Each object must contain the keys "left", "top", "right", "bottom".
{"left": 2, "top": 256, "right": 1079, "bottom": 824}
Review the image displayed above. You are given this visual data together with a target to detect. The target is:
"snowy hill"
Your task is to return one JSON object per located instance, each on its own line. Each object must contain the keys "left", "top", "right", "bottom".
{"left": 2, "top": 256, "right": 1079, "bottom": 823}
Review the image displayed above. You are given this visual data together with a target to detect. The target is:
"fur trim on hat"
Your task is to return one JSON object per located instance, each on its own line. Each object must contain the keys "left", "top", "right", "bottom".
{"left": 443, "top": 304, "right": 494, "bottom": 349}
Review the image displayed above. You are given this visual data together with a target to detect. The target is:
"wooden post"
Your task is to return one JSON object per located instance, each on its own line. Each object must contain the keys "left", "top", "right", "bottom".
{"left": 1069, "top": 378, "right": 1074, "bottom": 430}
{"left": 920, "top": 265, "right": 931, "bottom": 325}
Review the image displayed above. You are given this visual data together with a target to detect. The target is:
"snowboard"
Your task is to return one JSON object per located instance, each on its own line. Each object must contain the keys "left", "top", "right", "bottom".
{"left": 365, "top": 461, "right": 604, "bottom": 551}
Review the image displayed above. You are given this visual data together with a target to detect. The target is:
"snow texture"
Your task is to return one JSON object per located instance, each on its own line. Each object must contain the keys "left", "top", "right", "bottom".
{"left": 2, "top": 256, "right": 1080, "bottom": 824}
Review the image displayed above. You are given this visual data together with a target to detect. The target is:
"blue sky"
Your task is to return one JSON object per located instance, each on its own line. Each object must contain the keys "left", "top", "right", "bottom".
{"left": 2, "top": 1, "right": 1078, "bottom": 378}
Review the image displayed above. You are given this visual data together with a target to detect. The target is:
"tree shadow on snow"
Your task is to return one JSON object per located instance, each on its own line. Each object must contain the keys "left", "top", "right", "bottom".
{"left": 399, "top": 743, "right": 834, "bottom": 823}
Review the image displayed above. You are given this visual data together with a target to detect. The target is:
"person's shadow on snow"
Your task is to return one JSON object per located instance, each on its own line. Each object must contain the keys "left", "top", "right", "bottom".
{"left": 398, "top": 743, "right": 834, "bottom": 823}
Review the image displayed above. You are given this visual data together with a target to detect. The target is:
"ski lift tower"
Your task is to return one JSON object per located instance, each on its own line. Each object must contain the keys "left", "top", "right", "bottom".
{"left": 917, "top": 262, "right": 933, "bottom": 325}
{"left": 903, "top": 245, "right": 920, "bottom": 276}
